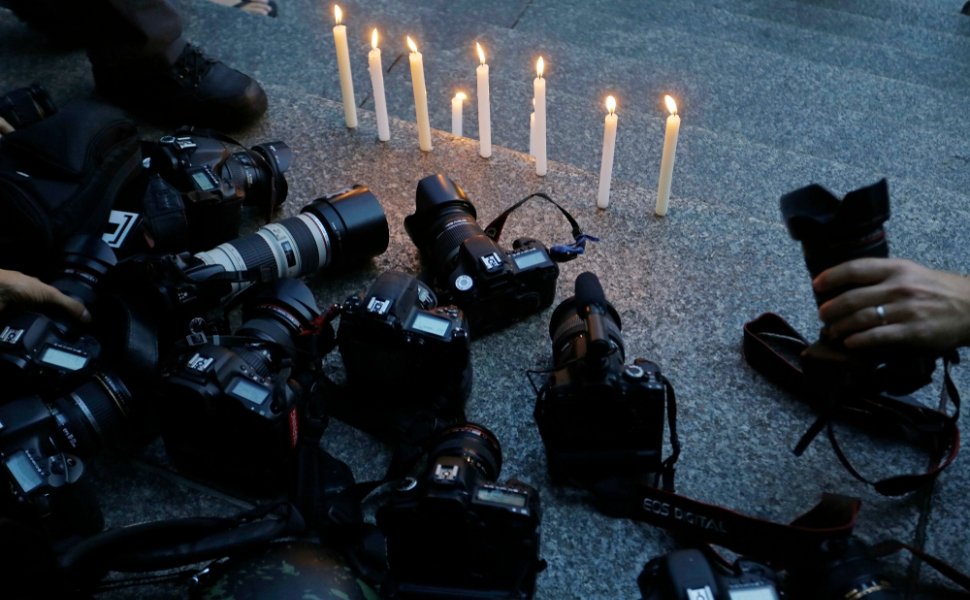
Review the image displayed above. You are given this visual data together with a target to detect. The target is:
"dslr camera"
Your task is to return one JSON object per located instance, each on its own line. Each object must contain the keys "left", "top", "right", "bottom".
{"left": 0, "top": 371, "right": 136, "bottom": 539}
{"left": 404, "top": 174, "right": 559, "bottom": 337}
{"left": 377, "top": 423, "right": 544, "bottom": 599}
{"left": 781, "top": 179, "right": 936, "bottom": 395}
{"left": 0, "top": 236, "right": 116, "bottom": 398}
{"left": 106, "top": 130, "right": 292, "bottom": 256}
{"left": 535, "top": 272, "right": 669, "bottom": 484}
{"left": 158, "top": 279, "right": 325, "bottom": 492}
{"left": 336, "top": 270, "right": 471, "bottom": 439}
{"left": 638, "top": 549, "right": 780, "bottom": 600}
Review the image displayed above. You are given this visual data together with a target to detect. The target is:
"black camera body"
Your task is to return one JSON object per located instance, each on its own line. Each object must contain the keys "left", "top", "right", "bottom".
{"left": 781, "top": 179, "right": 936, "bottom": 396}
{"left": 158, "top": 279, "right": 322, "bottom": 492}
{"left": 337, "top": 270, "right": 471, "bottom": 434}
{"left": 0, "top": 236, "right": 117, "bottom": 398}
{"left": 146, "top": 132, "right": 290, "bottom": 248}
{"left": 535, "top": 272, "right": 668, "bottom": 484}
{"left": 639, "top": 549, "right": 780, "bottom": 600}
{"left": 377, "top": 423, "right": 543, "bottom": 599}
{"left": 0, "top": 372, "right": 133, "bottom": 538}
{"left": 404, "top": 174, "right": 559, "bottom": 337}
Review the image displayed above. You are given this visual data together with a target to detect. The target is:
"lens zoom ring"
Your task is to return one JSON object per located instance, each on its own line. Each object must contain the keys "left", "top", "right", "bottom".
{"left": 280, "top": 216, "right": 320, "bottom": 274}
{"left": 431, "top": 218, "right": 482, "bottom": 265}
{"left": 228, "top": 233, "right": 276, "bottom": 272}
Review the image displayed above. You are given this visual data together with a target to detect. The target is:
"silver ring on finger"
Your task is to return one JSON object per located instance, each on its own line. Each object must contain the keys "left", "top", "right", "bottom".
{"left": 874, "top": 304, "right": 888, "bottom": 326}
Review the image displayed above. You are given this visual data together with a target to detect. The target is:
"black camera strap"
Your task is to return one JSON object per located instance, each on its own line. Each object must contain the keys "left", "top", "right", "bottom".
{"left": 483, "top": 192, "right": 599, "bottom": 261}
{"left": 742, "top": 312, "right": 961, "bottom": 496}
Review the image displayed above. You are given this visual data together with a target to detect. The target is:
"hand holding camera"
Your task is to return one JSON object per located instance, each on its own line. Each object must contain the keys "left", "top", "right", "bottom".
{"left": 814, "top": 257, "right": 970, "bottom": 354}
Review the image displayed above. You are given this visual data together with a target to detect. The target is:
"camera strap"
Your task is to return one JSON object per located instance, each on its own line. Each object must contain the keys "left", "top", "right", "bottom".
{"left": 742, "top": 312, "right": 961, "bottom": 496}
{"left": 483, "top": 192, "right": 599, "bottom": 261}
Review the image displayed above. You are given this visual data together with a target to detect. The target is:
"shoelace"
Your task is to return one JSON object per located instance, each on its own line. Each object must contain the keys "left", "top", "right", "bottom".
{"left": 173, "top": 44, "right": 215, "bottom": 85}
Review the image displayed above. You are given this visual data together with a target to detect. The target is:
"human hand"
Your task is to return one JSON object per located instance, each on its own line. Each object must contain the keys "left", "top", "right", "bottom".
{"left": 0, "top": 269, "right": 91, "bottom": 322}
{"left": 813, "top": 258, "right": 970, "bottom": 353}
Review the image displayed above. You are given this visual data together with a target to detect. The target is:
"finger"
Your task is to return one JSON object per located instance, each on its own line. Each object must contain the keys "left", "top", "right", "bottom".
{"left": 818, "top": 284, "right": 891, "bottom": 324}
{"left": 824, "top": 304, "right": 891, "bottom": 339}
{"left": 812, "top": 258, "right": 897, "bottom": 295}
{"left": 30, "top": 284, "right": 91, "bottom": 323}
{"left": 842, "top": 322, "right": 915, "bottom": 351}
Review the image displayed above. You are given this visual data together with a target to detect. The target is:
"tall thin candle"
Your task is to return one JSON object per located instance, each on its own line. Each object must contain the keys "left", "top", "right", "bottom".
{"left": 533, "top": 57, "right": 547, "bottom": 176}
{"left": 407, "top": 36, "right": 432, "bottom": 152}
{"left": 476, "top": 42, "right": 492, "bottom": 158}
{"left": 597, "top": 96, "right": 618, "bottom": 209}
{"left": 655, "top": 95, "right": 681, "bottom": 216}
{"left": 368, "top": 28, "right": 390, "bottom": 141}
{"left": 332, "top": 5, "right": 357, "bottom": 128}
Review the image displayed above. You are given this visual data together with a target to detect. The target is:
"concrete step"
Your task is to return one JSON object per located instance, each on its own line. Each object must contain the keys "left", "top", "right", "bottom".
{"left": 788, "top": 0, "right": 970, "bottom": 38}
{"left": 528, "top": 0, "right": 970, "bottom": 96}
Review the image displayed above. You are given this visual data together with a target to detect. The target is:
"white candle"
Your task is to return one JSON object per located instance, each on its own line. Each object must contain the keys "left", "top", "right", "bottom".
{"left": 597, "top": 96, "right": 618, "bottom": 209}
{"left": 451, "top": 92, "right": 466, "bottom": 136}
{"left": 655, "top": 94, "right": 681, "bottom": 216}
{"left": 533, "top": 57, "right": 547, "bottom": 176}
{"left": 407, "top": 36, "right": 432, "bottom": 152}
{"left": 368, "top": 28, "right": 390, "bottom": 141}
{"left": 332, "top": 5, "right": 357, "bottom": 129}
{"left": 476, "top": 42, "right": 492, "bottom": 158}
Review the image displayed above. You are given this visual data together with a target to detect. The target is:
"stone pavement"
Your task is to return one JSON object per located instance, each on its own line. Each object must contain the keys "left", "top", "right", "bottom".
{"left": 2, "top": 0, "right": 970, "bottom": 598}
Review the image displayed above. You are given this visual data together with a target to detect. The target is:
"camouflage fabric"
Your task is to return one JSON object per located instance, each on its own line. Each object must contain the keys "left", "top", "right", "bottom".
{"left": 193, "top": 541, "right": 379, "bottom": 600}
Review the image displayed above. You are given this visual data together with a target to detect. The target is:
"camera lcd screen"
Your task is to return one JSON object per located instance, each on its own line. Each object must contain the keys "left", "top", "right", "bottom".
{"left": 512, "top": 249, "right": 549, "bottom": 270}
{"left": 476, "top": 486, "right": 528, "bottom": 508}
{"left": 410, "top": 312, "right": 450, "bottom": 338}
{"left": 5, "top": 451, "right": 44, "bottom": 494}
{"left": 39, "top": 345, "right": 88, "bottom": 371}
{"left": 728, "top": 586, "right": 780, "bottom": 600}
{"left": 228, "top": 378, "right": 270, "bottom": 406}
{"left": 191, "top": 169, "right": 219, "bottom": 192}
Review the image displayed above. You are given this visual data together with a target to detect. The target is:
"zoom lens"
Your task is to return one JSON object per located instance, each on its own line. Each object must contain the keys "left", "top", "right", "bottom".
{"left": 193, "top": 185, "right": 389, "bottom": 298}
{"left": 404, "top": 174, "right": 484, "bottom": 275}
{"left": 237, "top": 279, "right": 321, "bottom": 358}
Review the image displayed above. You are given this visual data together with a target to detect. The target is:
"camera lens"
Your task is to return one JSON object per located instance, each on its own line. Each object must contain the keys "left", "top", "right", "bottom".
{"left": 787, "top": 538, "right": 899, "bottom": 600}
{"left": 548, "top": 272, "right": 624, "bottom": 368}
{"left": 239, "top": 141, "right": 293, "bottom": 211}
{"left": 193, "top": 185, "right": 389, "bottom": 298}
{"left": 781, "top": 179, "right": 890, "bottom": 302}
{"left": 47, "top": 372, "right": 133, "bottom": 454}
{"left": 48, "top": 236, "right": 117, "bottom": 305}
{"left": 404, "top": 174, "right": 484, "bottom": 274}
{"left": 428, "top": 422, "right": 502, "bottom": 481}
{"left": 237, "top": 279, "right": 321, "bottom": 358}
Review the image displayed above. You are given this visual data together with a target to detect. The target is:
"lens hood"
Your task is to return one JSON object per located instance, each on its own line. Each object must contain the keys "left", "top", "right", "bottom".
{"left": 781, "top": 179, "right": 890, "bottom": 241}
{"left": 404, "top": 173, "right": 478, "bottom": 246}
{"left": 302, "top": 185, "right": 389, "bottom": 269}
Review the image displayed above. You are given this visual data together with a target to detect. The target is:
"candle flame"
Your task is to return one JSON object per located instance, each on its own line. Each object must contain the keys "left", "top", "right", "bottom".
{"left": 371, "top": 28, "right": 378, "bottom": 50}
{"left": 476, "top": 42, "right": 486, "bottom": 65}
{"left": 606, "top": 95, "right": 616, "bottom": 115}
{"left": 536, "top": 56, "right": 545, "bottom": 78}
{"left": 664, "top": 94, "right": 678, "bottom": 116}
{"left": 455, "top": 92, "right": 467, "bottom": 102}
{"left": 333, "top": 4, "right": 342, "bottom": 25}
{"left": 407, "top": 36, "right": 418, "bottom": 53}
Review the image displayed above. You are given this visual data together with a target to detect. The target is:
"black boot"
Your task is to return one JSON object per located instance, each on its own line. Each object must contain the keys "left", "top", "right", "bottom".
{"left": 93, "top": 43, "right": 267, "bottom": 131}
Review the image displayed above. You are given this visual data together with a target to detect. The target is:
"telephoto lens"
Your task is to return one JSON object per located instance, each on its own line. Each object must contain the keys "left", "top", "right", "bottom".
{"left": 193, "top": 185, "right": 389, "bottom": 300}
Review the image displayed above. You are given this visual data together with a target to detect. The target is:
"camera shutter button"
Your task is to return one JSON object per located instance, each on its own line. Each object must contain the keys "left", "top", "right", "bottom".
{"left": 623, "top": 365, "right": 645, "bottom": 380}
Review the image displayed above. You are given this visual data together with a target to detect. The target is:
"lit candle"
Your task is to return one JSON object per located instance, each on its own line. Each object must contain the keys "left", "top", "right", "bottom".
{"left": 476, "top": 42, "right": 492, "bottom": 158}
{"left": 529, "top": 109, "right": 535, "bottom": 157}
{"left": 332, "top": 5, "right": 357, "bottom": 129}
{"left": 534, "top": 57, "right": 547, "bottom": 176}
{"left": 655, "top": 94, "right": 681, "bottom": 216}
{"left": 451, "top": 91, "right": 466, "bottom": 136}
{"left": 407, "top": 36, "right": 432, "bottom": 152}
{"left": 368, "top": 28, "right": 390, "bottom": 141}
{"left": 597, "top": 95, "right": 618, "bottom": 209}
